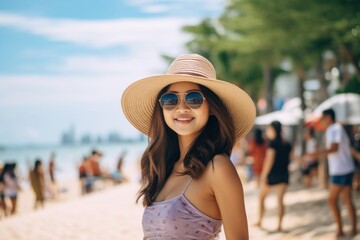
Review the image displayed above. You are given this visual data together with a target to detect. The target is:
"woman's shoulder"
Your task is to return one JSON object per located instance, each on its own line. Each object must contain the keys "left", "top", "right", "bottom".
{"left": 209, "top": 153, "right": 233, "bottom": 166}
{"left": 268, "top": 139, "right": 278, "bottom": 148}
{"left": 202, "top": 154, "right": 243, "bottom": 195}
{"left": 284, "top": 140, "right": 292, "bottom": 148}
{"left": 204, "top": 154, "right": 238, "bottom": 180}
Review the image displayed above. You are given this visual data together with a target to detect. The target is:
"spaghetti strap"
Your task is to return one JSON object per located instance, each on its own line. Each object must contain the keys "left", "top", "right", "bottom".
{"left": 181, "top": 178, "right": 192, "bottom": 195}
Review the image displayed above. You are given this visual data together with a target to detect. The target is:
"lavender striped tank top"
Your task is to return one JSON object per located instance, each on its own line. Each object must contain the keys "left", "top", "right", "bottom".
{"left": 142, "top": 179, "right": 222, "bottom": 240}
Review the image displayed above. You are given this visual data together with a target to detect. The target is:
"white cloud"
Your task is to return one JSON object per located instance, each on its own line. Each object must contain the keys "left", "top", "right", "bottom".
{"left": 125, "top": 0, "right": 224, "bottom": 14}
{"left": 126, "top": 0, "right": 224, "bottom": 8}
{"left": 0, "top": 12, "right": 206, "bottom": 144}
{"left": 141, "top": 4, "right": 170, "bottom": 13}
{"left": 53, "top": 48, "right": 169, "bottom": 74}
{"left": 0, "top": 12, "right": 197, "bottom": 74}
{"left": 0, "top": 12, "right": 196, "bottom": 49}
{"left": 57, "top": 56, "right": 143, "bottom": 74}
{"left": 0, "top": 12, "right": 204, "bottom": 108}
{"left": 0, "top": 12, "right": 201, "bottom": 100}
{"left": 0, "top": 74, "right": 133, "bottom": 106}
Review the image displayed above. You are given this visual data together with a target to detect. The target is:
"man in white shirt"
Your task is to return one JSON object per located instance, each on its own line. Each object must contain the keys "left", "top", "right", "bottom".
{"left": 313, "top": 109, "right": 356, "bottom": 238}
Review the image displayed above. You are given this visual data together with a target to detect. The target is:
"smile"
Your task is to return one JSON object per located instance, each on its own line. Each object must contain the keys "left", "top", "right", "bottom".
{"left": 175, "top": 117, "right": 194, "bottom": 122}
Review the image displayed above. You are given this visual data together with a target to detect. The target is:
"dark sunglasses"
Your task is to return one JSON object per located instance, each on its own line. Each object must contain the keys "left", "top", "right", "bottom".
{"left": 159, "top": 91, "right": 206, "bottom": 110}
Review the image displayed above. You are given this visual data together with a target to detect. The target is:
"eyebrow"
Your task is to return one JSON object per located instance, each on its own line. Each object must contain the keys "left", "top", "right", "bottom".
{"left": 166, "top": 89, "right": 201, "bottom": 93}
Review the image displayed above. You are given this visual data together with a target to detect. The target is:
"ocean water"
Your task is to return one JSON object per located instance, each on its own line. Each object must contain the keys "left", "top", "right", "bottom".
{"left": 0, "top": 142, "right": 147, "bottom": 183}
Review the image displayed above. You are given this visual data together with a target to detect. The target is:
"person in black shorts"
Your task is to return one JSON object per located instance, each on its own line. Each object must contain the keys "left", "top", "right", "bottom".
{"left": 312, "top": 109, "right": 356, "bottom": 238}
{"left": 254, "top": 121, "right": 292, "bottom": 232}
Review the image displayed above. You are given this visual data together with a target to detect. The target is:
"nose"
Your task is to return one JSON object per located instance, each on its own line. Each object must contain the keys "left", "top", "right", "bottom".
{"left": 176, "top": 97, "right": 190, "bottom": 112}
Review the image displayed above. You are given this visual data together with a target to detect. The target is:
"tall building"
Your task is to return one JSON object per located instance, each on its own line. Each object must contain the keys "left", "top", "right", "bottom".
{"left": 61, "top": 125, "right": 75, "bottom": 145}
{"left": 108, "top": 132, "right": 122, "bottom": 143}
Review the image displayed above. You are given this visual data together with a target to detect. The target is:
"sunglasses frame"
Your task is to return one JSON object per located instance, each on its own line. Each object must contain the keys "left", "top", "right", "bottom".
{"left": 159, "top": 91, "right": 206, "bottom": 110}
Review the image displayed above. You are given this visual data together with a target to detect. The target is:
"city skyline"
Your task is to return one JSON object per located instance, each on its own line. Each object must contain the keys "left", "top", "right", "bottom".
{"left": 60, "top": 125, "right": 145, "bottom": 145}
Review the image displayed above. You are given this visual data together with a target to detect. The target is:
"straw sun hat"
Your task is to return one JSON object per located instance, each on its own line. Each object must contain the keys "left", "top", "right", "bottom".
{"left": 121, "top": 54, "right": 256, "bottom": 140}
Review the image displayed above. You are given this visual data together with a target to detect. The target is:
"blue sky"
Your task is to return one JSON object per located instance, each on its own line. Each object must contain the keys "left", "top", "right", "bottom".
{"left": 0, "top": 0, "right": 223, "bottom": 145}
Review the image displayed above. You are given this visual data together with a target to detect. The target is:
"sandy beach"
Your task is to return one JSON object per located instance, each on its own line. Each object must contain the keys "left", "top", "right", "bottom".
{"left": 1, "top": 169, "right": 360, "bottom": 240}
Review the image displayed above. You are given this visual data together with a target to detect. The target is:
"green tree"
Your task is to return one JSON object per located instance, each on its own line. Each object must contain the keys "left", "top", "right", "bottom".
{"left": 181, "top": 0, "right": 360, "bottom": 108}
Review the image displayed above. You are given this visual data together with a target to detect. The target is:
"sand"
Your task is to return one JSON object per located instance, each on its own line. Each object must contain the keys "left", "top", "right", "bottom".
{"left": 0, "top": 169, "right": 360, "bottom": 240}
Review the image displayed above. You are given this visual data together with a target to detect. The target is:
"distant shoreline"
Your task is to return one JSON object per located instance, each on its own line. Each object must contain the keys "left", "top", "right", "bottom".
{"left": 0, "top": 140, "right": 147, "bottom": 151}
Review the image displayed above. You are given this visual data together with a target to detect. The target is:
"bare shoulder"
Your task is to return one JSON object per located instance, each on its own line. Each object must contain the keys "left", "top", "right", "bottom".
{"left": 204, "top": 154, "right": 240, "bottom": 185}
{"left": 210, "top": 154, "right": 237, "bottom": 172}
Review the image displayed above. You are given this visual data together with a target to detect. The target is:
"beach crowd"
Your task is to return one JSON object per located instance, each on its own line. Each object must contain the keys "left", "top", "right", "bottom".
{"left": 0, "top": 149, "right": 127, "bottom": 218}
{"left": 235, "top": 109, "right": 360, "bottom": 238}
{"left": 1, "top": 110, "right": 359, "bottom": 238}
{"left": 78, "top": 149, "right": 127, "bottom": 194}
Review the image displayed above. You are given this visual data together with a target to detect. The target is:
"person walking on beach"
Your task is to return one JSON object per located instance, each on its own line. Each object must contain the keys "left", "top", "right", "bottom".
{"left": 1, "top": 162, "right": 21, "bottom": 215}
{"left": 111, "top": 151, "right": 127, "bottom": 184}
{"left": 0, "top": 162, "right": 6, "bottom": 217}
{"left": 48, "top": 152, "right": 56, "bottom": 184}
{"left": 121, "top": 54, "right": 255, "bottom": 239}
{"left": 248, "top": 128, "right": 267, "bottom": 186}
{"left": 312, "top": 109, "right": 357, "bottom": 238}
{"left": 48, "top": 152, "right": 58, "bottom": 199}
{"left": 30, "top": 159, "right": 46, "bottom": 209}
{"left": 301, "top": 128, "right": 319, "bottom": 188}
{"left": 254, "top": 121, "right": 292, "bottom": 232}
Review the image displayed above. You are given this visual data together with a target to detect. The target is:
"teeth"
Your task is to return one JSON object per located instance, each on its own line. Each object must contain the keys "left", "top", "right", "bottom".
{"left": 176, "top": 118, "right": 192, "bottom": 121}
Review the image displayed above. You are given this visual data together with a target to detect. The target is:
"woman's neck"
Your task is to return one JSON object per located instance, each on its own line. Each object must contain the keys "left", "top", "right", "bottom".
{"left": 178, "top": 135, "right": 196, "bottom": 161}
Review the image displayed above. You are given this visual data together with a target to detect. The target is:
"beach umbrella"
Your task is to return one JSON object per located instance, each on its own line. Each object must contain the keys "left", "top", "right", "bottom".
{"left": 306, "top": 93, "right": 360, "bottom": 129}
{"left": 255, "top": 98, "right": 303, "bottom": 126}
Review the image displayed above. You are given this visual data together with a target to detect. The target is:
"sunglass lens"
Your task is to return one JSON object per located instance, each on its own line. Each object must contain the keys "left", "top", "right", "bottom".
{"left": 160, "top": 93, "right": 178, "bottom": 110}
{"left": 185, "top": 91, "right": 204, "bottom": 109}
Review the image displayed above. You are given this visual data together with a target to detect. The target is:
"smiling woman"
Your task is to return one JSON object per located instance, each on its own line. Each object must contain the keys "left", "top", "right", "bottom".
{"left": 121, "top": 54, "right": 256, "bottom": 239}
{"left": 161, "top": 83, "right": 210, "bottom": 139}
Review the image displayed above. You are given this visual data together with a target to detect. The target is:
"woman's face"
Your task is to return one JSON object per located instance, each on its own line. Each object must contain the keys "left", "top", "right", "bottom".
{"left": 162, "top": 82, "right": 210, "bottom": 141}
{"left": 265, "top": 125, "right": 276, "bottom": 140}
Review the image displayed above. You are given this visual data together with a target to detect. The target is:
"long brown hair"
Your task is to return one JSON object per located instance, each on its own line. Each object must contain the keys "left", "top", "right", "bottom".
{"left": 137, "top": 84, "right": 236, "bottom": 206}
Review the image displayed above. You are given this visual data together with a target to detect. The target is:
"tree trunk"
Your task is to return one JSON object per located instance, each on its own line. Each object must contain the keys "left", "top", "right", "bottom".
{"left": 297, "top": 67, "right": 307, "bottom": 112}
{"left": 296, "top": 66, "right": 306, "bottom": 156}
{"left": 341, "top": 43, "right": 360, "bottom": 79}
{"left": 263, "top": 63, "right": 273, "bottom": 113}
{"left": 316, "top": 58, "right": 328, "bottom": 102}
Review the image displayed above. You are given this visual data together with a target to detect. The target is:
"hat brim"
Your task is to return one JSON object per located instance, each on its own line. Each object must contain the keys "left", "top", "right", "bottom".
{"left": 121, "top": 74, "right": 256, "bottom": 141}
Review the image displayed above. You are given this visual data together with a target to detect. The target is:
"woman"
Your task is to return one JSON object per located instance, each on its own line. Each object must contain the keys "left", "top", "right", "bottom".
{"left": 2, "top": 162, "right": 21, "bottom": 215}
{"left": 30, "top": 159, "right": 45, "bottom": 209}
{"left": 301, "top": 128, "right": 318, "bottom": 188}
{"left": 121, "top": 54, "right": 255, "bottom": 239}
{"left": 255, "top": 121, "right": 292, "bottom": 232}
{"left": 0, "top": 162, "right": 5, "bottom": 217}
{"left": 248, "top": 128, "right": 267, "bottom": 185}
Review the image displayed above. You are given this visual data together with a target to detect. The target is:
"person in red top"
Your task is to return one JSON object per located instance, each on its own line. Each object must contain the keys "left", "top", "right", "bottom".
{"left": 90, "top": 150, "right": 102, "bottom": 177}
{"left": 248, "top": 128, "right": 267, "bottom": 186}
{"left": 78, "top": 156, "right": 93, "bottom": 194}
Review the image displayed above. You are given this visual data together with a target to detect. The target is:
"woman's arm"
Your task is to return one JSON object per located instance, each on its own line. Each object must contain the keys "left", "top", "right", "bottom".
{"left": 260, "top": 148, "right": 275, "bottom": 184}
{"left": 210, "top": 154, "right": 249, "bottom": 240}
{"left": 351, "top": 148, "right": 360, "bottom": 162}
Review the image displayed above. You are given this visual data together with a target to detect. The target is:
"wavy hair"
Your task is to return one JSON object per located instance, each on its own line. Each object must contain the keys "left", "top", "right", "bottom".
{"left": 137, "top": 84, "right": 236, "bottom": 206}
{"left": 270, "top": 120, "right": 282, "bottom": 144}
